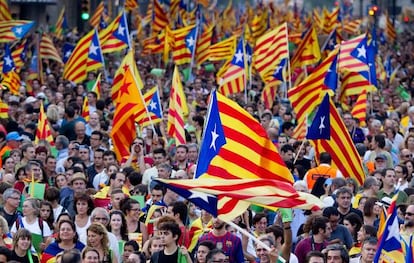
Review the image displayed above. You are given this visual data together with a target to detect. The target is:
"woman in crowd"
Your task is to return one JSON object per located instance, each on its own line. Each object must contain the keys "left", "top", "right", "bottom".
{"left": 81, "top": 246, "right": 100, "bottom": 263}
{"left": 343, "top": 212, "right": 363, "bottom": 243}
{"left": 122, "top": 240, "right": 140, "bottom": 263}
{"left": 0, "top": 215, "right": 12, "bottom": 248}
{"left": 9, "top": 228, "right": 39, "bottom": 263}
{"left": 363, "top": 197, "right": 381, "bottom": 228}
{"left": 41, "top": 220, "right": 85, "bottom": 263}
{"left": 142, "top": 236, "right": 163, "bottom": 261}
{"left": 107, "top": 210, "right": 128, "bottom": 242}
{"left": 121, "top": 198, "right": 148, "bottom": 245}
{"left": 74, "top": 193, "right": 94, "bottom": 238}
{"left": 349, "top": 225, "right": 377, "bottom": 257}
{"left": 40, "top": 201, "right": 55, "bottom": 231}
{"left": 86, "top": 223, "right": 118, "bottom": 263}
{"left": 194, "top": 240, "right": 215, "bottom": 263}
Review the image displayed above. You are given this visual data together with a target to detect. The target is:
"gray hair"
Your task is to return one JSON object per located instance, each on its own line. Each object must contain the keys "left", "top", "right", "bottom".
{"left": 91, "top": 207, "right": 109, "bottom": 221}
{"left": 3, "top": 188, "right": 21, "bottom": 201}
{"left": 56, "top": 135, "right": 69, "bottom": 148}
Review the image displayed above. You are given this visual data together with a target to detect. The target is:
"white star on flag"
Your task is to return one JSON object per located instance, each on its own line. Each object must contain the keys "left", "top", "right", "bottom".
{"left": 319, "top": 116, "right": 325, "bottom": 134}
{"left": 356, "top": 45, "right": 366, "bottom": 58}
{"left": 4, "top": 56, "right": 12, "bottom": 66}
{"left": 15, "top": 27, "right": 23, "bottom": 36}
{"left": 234, "top": 49, "right": 243, "bottom": 63}
{"left": 274, "top": 65, "right": 283, "bottom": 74}
{"left": 385, "top": 216, "right": 400, "bottom": 242}
{"left": 89, "top": 43, "right": 99, "bottom": 55}
{"left": 65, "top": 51, "right": 72, "bottom": 58}
{"left": 186, "top": 36, "right": 195, "bottom": 47}
{"left": 188, "top": 190, "right": 214, "bottom": 202}
{"left": 117, "top": 25, "right": 125, "bottom": 36}
{"left": 210, "top": 124, "right": 219, "bottom": 151}
{"left": 149, "top": 100, "right": 157, "bottom": 110}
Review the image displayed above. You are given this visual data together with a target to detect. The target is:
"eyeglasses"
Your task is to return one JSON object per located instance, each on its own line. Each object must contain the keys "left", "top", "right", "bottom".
{"left": 404, "top": 155, "right": 412, "bottom": 158}
{"left": 406, "top": 212, "right": 414, "bottom": 216}
{"left": 130, "top": 208, "right": 140, "bottom": 212}
{"left": 93, "top": 217, "right": 108, "bottom": 221}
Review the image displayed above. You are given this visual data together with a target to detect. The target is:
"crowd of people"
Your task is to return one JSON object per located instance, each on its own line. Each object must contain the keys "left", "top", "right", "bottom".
{"left": 1, "top": 3, "right": 414, "bottom": 263}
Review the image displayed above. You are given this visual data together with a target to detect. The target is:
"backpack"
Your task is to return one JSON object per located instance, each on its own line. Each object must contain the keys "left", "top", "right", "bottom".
{"left": 15, "top": 216, "right": 44, "bottom": 236}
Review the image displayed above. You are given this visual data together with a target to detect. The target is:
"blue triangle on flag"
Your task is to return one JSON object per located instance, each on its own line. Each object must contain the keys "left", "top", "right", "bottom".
{"left": 306, "top": 93, "right": 330, "bottom": 140}
{"left": 324, "top": 54, "right": 338, "bottom": 91}
{"left": 12, "top": 22, "right": 34, "bottom": 39}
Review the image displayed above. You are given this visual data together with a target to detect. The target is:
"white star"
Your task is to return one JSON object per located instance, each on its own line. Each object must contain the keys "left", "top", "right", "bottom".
{"left": 89, "top": 43, "right": 99, "bottom": 55}
{"left": 356, "top": 45, "right": 366, "bottom": 58}
{"left": 274, "top": 65, "right": 283, "bottom": 74}
{"left": 188, "top": 190, "right": 214, "bottom": 202}
{"left": 234, "top": 49, "right": 243, "bottom": 63}
{"left": 4, "top": 56, "right": 12, "bottom": 67}
{"left": 117, "top": 25, "right": 125, "bottom": 36}
{"left": 14, "top": 26, "right": 23, "bottom": 36}
{"left": 328, "top": 39, "right": 334, "bottom": 47}
{"left": 319, "top": 116, "right": 326, "bottom": 134}
{"left": 149, "top": 100, "right": 157, "bottom": 110}
{"left": 246, "top": 54, "right": 252, "bottom": 63}
{"left": 210, "top": 124, "right": 219, "bottom": 151}
{"left": 385, "top": 216, "right": 400, "bottom": 242}
{"left": 186, "top": 36, "right": 195, "bottom": 47}
{"left": 65, "top": 50, "right": 72, "bottom": 58}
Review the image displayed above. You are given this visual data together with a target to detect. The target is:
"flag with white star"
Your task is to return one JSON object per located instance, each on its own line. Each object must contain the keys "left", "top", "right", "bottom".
{"left": 2, "top": 44, "right": 14, "bottom": 73}
{"left": 367, "top": 40, "right": 377, "bottom": 86}
{"left": 100, "top": 11, "right": 130, "bottom": 54}
{"left": 306, "top": 93, "right": 330, "bottom": 140}
{"left": 88, "top": 29, "right": 104, "bottom": 65}
{"left": 62, "top": 43, "right": 75, "bottom": 64}
{"left": 0, "top": 20, "right": 34, "bottom": 43}
{"left": 185, "top": 26, "right": 197, "bottom": 54}
{"left": 350, "top": 36, "right": 368, "bottom": 64}
{"left": 135, "top": 86, "right": 163, "bottom": 127}
{"left": 323, "top": 53, "right": 338, "bottom": 91}
{"left": 112, "top": 11, "right": 130, "bottom": 48}
{"left": 338, "top": 33, "right": 369, "bottom": 74}
{"left": 272, "top": 58, "right": 287, "bottom": 82}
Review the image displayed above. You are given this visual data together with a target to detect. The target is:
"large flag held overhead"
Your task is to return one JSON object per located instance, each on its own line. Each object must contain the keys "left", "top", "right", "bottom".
{"left": 0, "top": 20, "right": 34, "bottom": 43}
{"left": 196, "top": 90, "right": 294, "bottom": 184}
{"left": 99, "top": 11, "right": 131, "bottom": 53}
{"left": 152, "top": 0, "right": 169, "bottom": 35}
{"left": 170, "top": 25, "right": 196, "bottom": 65}
{"left": 2, "top": 44, "right": 14, "bottom": 73}
{"left": 217, "top": 38, "right": 246, "bottom": 96}
{"left": 167, "top": 66, "right": 188, "bottom": 145}
{"left": 338, "top": 33, "right": 369, "bottom": 74}
{"left": 35, "top": 101, "right": 54, "bottom": 146}
{"left": 110, "top": 64, "right": 146, "bottom": 161}
{"left": 196, "top": 25, "right": 214, "bottom": 66}
{"left": 290, "top": 26, "right": 321, "bottom": 71}
{"left": 208, "top": 36, "right": 237, "bottom": 61}
{"left": 40, "top": 33, "right": 63, "bottom": 64}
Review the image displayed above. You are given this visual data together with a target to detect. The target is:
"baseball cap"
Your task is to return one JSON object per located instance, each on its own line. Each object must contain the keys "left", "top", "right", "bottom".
{"left": 6, "top": 131, "right": 23, "bottom": 142}
{"left": 375, "top": 154, "right": 387, "bottom": 161}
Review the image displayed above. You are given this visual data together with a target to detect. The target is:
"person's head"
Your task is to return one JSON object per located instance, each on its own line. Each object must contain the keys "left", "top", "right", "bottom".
{"left": 252, "top": 212, "right": 268, "bottom": 234}
{"left": 323, "top": 244, "right": 349, "bottom": 263}
{"left": 103, "top": 150, "right": 116, "bottom": 167}
{"left": 81, "top": 247, "right": 100, "bottom": 263}
{"left": 381, "top": 168, "right": 396, "bottom": 188}
{"left": 312, "top": 216, "right": 331, "bottom": 240}
{"left": 322, "top": 207, "right": 340, "bottom": 231}
{"left": 305, "top": 251, "right": 325, "bottom": 263}
{"left": 206, "top": 248, "right": 227, "bottom": 263}
{"left": 55, "top": 173, "right": 68, "bottom": 189}
{"left": 362, "top": 176, "right": 381, "bottom": 195}
{"left": 74, "top": 193, "right": 94, "bottom": 216}
{"left": 120, "top": 198, "right": 141, "bottom": 220}
{"left": 394, "top": 164, "right": 408, "bottom": 182}
{"left": 108, "top": 210, "right": 127, "bottom": 240}
{"left": 255, "top": 236, "right": 277, "bottom": 263}
{"left": 61, "top": 248, "right": 81, "bottom": 263}
{"left": 405, "top": 204, "right": 414, "bottom": 228}
{"left": 13, "top": 228, "right": 32, "bottom": 251}
{"left": 22, "top": 198, "right": 40, "bottom": 217}
{"left": 167, "top": 201, "right": 188, "bottom": 224}
{"left": 335, "top": 187, "right": 353, "bottom": 210}
{"left": 57, "top": 219, "right": 79, "bottom": 244}
{"left": 196, "top": 240, "right": 215, "bottom": 263}
{"left": 357, "top": 225, "right": 377, "bottom": 243}
{"left": 0, "top": 215, "right": 9, "bottom": 236}
{"left": 93, "top": 148, "right": 104, "bottom": 167}
{"left": 123, "top": 240, "right": 140, "bottom": 262}
{"left": 157, "top": 216, "right": 181, "bottom": 246}
{"left": 0, "top": 246, "right": 10, "bottom": 263}
{"left": 40, "top": 200, "right": 54, "bottom": 222}
{"left": 280, "top": 144, "right": 294, "bottom": 162}
{"left": 146, "top": 236, "right": 163, "bottom": 256}
{"left": 109, "top": 172, "right": 126, "bottom": 189}
{"left": 212, "top": 217, "right": 226, "bottom": 230}
{"left": 150, "top": 184, "right": 165, "bottom": 203}
{"left": 2, "top": 188, "right": 21, "bottom": 210}
{"left": 70, "top": 172, "right": 87, "bottom": 193}
{"left": 175, "top": 145, "right": 188, "bottom": 162}
{"left": 360, "top": 237, "right": 378, "bottom": 263}
{"left": 319, "top": 152, "right": 332, "bottom": 164}
{"left": 153, "top": 148, "right": 167, "bottom": 165}
{"left": 157, "top": 163, "right": 172, "bottom": 179}
{"left": 110, "top": 188, "right": 126, "bottom": 210}
{"left": 90, "top": 207, "right": 110, "bottom": 226}
{"left": 86, "top": 223, "right": 109, "bottom": 249}
{"left": 343, "top": 212, "right": 362, "bottom": 237}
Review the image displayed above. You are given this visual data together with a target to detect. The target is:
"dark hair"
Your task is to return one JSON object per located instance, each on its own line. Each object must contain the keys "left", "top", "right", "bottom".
{"left": 56, "top": 220, "right": 79, "bottom": 243}
{"left": 305, "top": 251, "right": 325, "bottom": 263}
{"left": 73, "top": 193, "right": 95, "bottom": 215}
{"left": 91, "top": 130, "right": 103, "bottom": 140}
{"left": 157, "top": 216, "right": 181, "bottom": 243}
{"left": 198, "top": 240, "right": 215, "bottom": 251}
{"left": 252, "top": 212, "right": 267, "bottom": 225}
{"left": 120, "top": 198, "right": 140, "bottom": 215}
{"left": 311, "top": 216, "right": 329, "bottom": 235}
{"left": 374, "top": 134, "right": 386, "bottom": 148}
{"left": 107, "top": 210, "right": 128, "bottom": 241}
{"left": 361, "top": 237, "right": 378, "bottom": 248}
{"left": 170, "top": 201, "right": 188, "bottom": 225}
{"left": 319, "top": 152, "right": 332, "bottom": 164}
{"left": 344, "top": 212, "right": 363, "bottom": 241}
{"left": 124, "top": 240, "right": 140, "bottom": 252}
{"left": 363, "top": 197, "right": 379, "bottom": 217}
{"left": 206, "top": 249, "right": 226, "bottom": 263}
{"left": 323, "top": 244, "right": 349, "bottom": 263}
{"left": 44, "top": 186, "right": 60, "bottom": 202}
{"left": 323, "top": 206, "right": 339, "bottom": 218}
{"left": 61, "top": 248, "right": 81, "bottom": 263}
{"left": 265, "top": 225, "right": 284, "bottom": 244}
{"left": 128, "top": 171, "right": 142, "bottom": 186}
{"left": 153, "top": 147, "right": 167, "bottom": 157}
{"left": 0, "top": 246, "right": 11, "bottom": 260}
{"left": 395, "top": 164, "right": 408, "bottom": 179}
{"left": 40, "top": 201, "right": 55, "bottom": 230}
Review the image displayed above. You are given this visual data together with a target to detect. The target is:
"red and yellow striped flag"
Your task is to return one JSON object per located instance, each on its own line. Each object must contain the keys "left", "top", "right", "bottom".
{"left": 0, "top": 20, "right": 34, "bottom": 43}
{"left": 1, "top": 69, "right": 20, "bottom": 95}
{"left": 0, "top": 99, "right": 8, "bottom": 119}
{"left": 152, "top": 0, "right": 169, "bottom": 35}
{"left": 196, "top": 26, "right": 214, "bottom": 66}
{"left": 170, "top": 24, "right": 196, "bottom": 65}
{"left": 125, "top": 0, "right": 138, "bottom": 11}
{"left": 290, "top": 26, "right": 321, "bottom": 71}
{"left": 338, "top": 33, "right": 369, "bottom": 73}
{"left": 82, "top": 96, "right": 90, "bottom": 122}
{"left": 167, "top": 66, "right": 188, "bottom": 145}
{"left": 343, "top": 19, "right": 361, "bottom": 35}
{"left": 35, "top": 101, "right": 54, "bottom": 146}
{"left": 90, "top": 1, "right": 105, "bottom": 28}
{"left": 351, "top": 89, "right": 367, "bottom": 127}
{"left": 385, "top": 13, "right": 397, "bottom": 43}
{"left": 208, "top": 36, "right": 236, "bottom": 61}
{"left": 63, "top": 29, "right": 94, "bottom": 83}
{"left": 55, "top": 7, "right": 66, "bottom": 40}
{"left": 110, "top": 62, "right": 146, "bottom": 161}
{"left": 99, "top": 11, "right": 130, "bottom": 53}
{"left": 323, "top": 7, "right": 340, "bottom": 34}
{"left": 40, "top": 33, "right": 63, "bottom": 64}
{"left": 92, "top": 73, "right": 102, "bottom": 100}
{"left": 0, "top": 0, "right": 11, "bottom": 21}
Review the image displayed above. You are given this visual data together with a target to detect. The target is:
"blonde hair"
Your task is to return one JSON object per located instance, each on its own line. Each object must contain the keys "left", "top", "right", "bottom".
{"left": 0, "top": 215, "right": 9, "bottom": 233}
{"left": 87, "top": 223, "right": 109, "bottom": 254}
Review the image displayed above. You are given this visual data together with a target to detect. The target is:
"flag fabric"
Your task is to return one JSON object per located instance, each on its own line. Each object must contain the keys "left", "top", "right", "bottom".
{"left": 374, "top": 196, "right": 405, "bottom": 263}
{"left": 290, "top": 26, "right": 321, "bottom": 70}
{"left": 1, "top": 70, "right": 20, "bottom": 95}
{"left": 188, "top": 218, "right": 213, "bottom": 252}
{"left": 55, "top": 7, "right": 67, "bottom": 39}
{"left": 323, "top": 7, "right": 340, "bottom": 34}
{"left": 39, "top": 33, "right": 63, "bottom": 64}
{"left": 11, "top": 39, "right": 27, "bottom": 71}
{"left": 125, "top": 0, "right": 139, "bottom": 11}
{"left": 217, "top": 38, "right": 246, "bottom": 96}
{"left": 28, "top": 48, "right": 40, "bottom": 81}
{"left": 321, "top": 28, "right": 340, "bottom": 54}
{"left": 339, "top": 70, "right": 376, "bottom": 109}
{"left": 170, "top": 25, "right": 196, "bottom": 65}
{"left": 35, "top": 101, "right": 54, "bottom": 146}
{"left": 338, "top": 33, "right": 369, "bottom": 74}
{"left": 87, "top": 29, "right": 105, "bottom": 71}
{"left": 62, "top": 43, "right": 75, "bottom": 64}
{"left": 136, "top": 86, "right": 163, "bottom": 127}
{"left": 288, "top": 48, "right": 365, "bottom": 185}
{"left": 0, "top": 99, "right": 8, "bottom": 118}
{"left": 110, "top": 64, "right": 146, "bottom": 161}
{"left": 90, "top": 1, "right": 105, "bottom": 28}
{"left": 385, "top": 14, "right": 397, "bottom": 43}
{"left": 196, "top": 25, "right": 214, "bottom": 66}
{"left": 343, "top": 19, "right": 361, "bottom": 35}
{"left": 167, "top": 66, "right": 188, "bottom": 145}
{"left": 208, "top": 36, "right": 237, "bottom": 61}
{"left": 0, "top": 0, "right": 12, "bottom": 21}
{"left": 306, "top": 93, "right": 330, "bottom": 140}
{"left": 2, "top": 44, "right": 14, "bottom": 73}
{"left": 367, "top": 40, "right": 377, "bottom": 86}
{"left": 0, "top": 20, "right": 34, "bottom": 43}
{"left": 291, "top": 117, "right": 307, "bottom": 141}
{"left": 63, "top": 29, "right": 94, "bottom": 83}
{"left": 253, "top": 22, "right": 288, "bottom": 80}
{"left": 152, "top": 0, "right": 169, "bottom": 35}
{"left": 156, "top": 178, "right": 315, "bottom": 221}
{"left": 351, "top": 89, "right": 367, "bottom": 126}
{"left": 92, "top": 73, "right": 102, "bottom": 100}
{"left": 324, "top": 52, "right": 339, "bottom": 91}
{"left": 111, "top": 51, "right": 143, "bottom": 104}
{"left": 261, "top": 82, "right": 279, "bottom": 110}
{"left": 81, "top": 96, "right": 90, "bottom": 122}
{"left": 99, "top": 11, "right": 131, "bottom": 53}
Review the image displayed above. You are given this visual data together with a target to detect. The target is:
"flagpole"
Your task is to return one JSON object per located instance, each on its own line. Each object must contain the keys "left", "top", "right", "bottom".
{"left": 188, "top": 8, "right": 200, "bottom": 84}
{"left": 95, "top": 28, "right": 109, "bottom": 82}
{"left": 285, "top": 22, "right": 292, "bottom": 99}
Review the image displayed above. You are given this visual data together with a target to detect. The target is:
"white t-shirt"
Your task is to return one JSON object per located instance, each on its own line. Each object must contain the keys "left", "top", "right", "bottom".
{"left": 11, "top": 216, "right": 52, "bottom": 237}
{"left": 75, "top": 216, "right": 92, "bottom": 238}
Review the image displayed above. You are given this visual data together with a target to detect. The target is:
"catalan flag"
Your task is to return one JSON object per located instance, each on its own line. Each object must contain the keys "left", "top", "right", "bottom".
{"left": 208, "top": 36, "right": 236, "bottom": 61}
{"left": 374, "top": 196, "right": 405, "bottom": 263}
{"left": 251, "top": 10, "right": 269, "bottom": 40}
{"left": 87, "top": 29, "right": 105, "bottom": 71}
{"left": 92, "top": 73, "right": 102, "bottom": 100}
{"left": 167, "top": 66, "right": 188, "bottom": 145}
{"left": 63, "top": 29, "right": 94, "bottom": 83}
{"left": 217, "top": 38, "right": 246, "bottom": 96}
{"left": 322, "top": 7, "right": 340, "bottom": 34}
{"left": 0, "top": 0, "right": 11, "bottom": 21}
{"left": 253, "top": 23, "right": 288, "bottom": 80}
{"left": 0, "top": 20, "right": 34, "bottom": 43}
{"left": 2, "top": 44, "right": 14, "bottom": 73}
{"left": 125, "top": 0, "right": 138, "bottom": 11}
{"left": 306, "top": 93, "right": 330, "bottom": 140}
{"left": 55, "top": 7, "right": 68, "bottom": 40}
{"left": 152, "top": 0, "right": 169, "bottom": 35}
{"left": 110, "top": 63, "right": 146, "bottom": 161}
{"left": 35, "top": 101, "right": 54, "bottom": 146}
{"left": 11, "top": 39, "right": 27, "bottom": 71}
{"left": 136, "top": 86, "right": 163, "bottom": 127}
{"left": 90, "top": 1, "right": 105, "bottom": 28}
{"left": 339, "top": 70, "right": 376, "bottom": 110}
{"left": 290, "top": 26, "right": 321, "bottom": 71}
{"left": 385, "top": 13, "right": 397, "bottom": 43}
{"left": 261, "top": 82, "right": 279, "bottom": 110}
{"left": 338, "top": 33, "right": 369, "bottom": 74}
{"left": 99, "top": 11, "right": 131, "bottom": 53}
{"left": 40, "top": 33, "right": 63, "bottom": 64}
{"left": 0, "top": 99, "right": 8, "bottom": 118}
{"left": 82, "top": 96, "right": 90, "bottom": 122}
{"left": 1, "top": 69, "right": 20, "bottom": 95}
{"left": 188, "top": 217, "right": 212, "bottom": 252}
{"left": 196, "top": 25, "right": 214, "bottom": 66}
{"left": 343, "top": 19, "right": 361, "bottom": 35}
{"left": 171, "top": 24, "right": 196, "bottom": 65}
{"left": 112, "top": 50, "right": 143, "bottom": 104}
{"left": 351, "top": 89, "right": 367, "bottom": 126}
{"left": 62, "top": 43, "right": 74, "bottom": 64}
{"left": 28, "top": 47, "right": 40, "bottom": 82}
